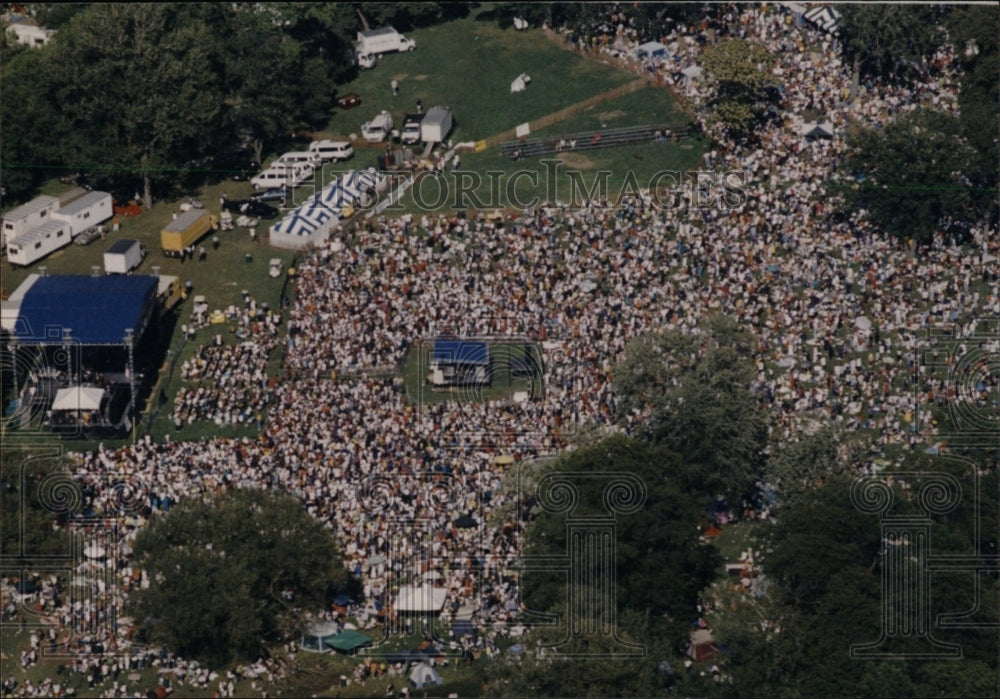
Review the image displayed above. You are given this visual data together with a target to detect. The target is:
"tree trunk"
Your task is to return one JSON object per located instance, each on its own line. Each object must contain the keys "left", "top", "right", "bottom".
{"left": 253, "top": 139, "right": 264, "bottom": 169}
{"left": 850, "top": 53, "right": 860, "bottom": 99}
{"left": 357, "top": 8, "right": 370, "bottom": 32}
{"left": 143, "top": 175, "right": 152, "bottom": 211}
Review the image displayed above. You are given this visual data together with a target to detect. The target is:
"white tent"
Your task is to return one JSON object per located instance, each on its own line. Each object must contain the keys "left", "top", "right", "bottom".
{"left": 800, "top": 121, "right": 835, "bottom": 139}
{"left": 510, "top": 73, "right": 531, "bottom": 93}
{"left": 635, "top": 41, "right": 668, "bottom": 60}
{"left": 51, "top": 386, "right": 105, "bottom": 412}
{"left": 300, "top": 620, "right": 340, "bottom": 653}
{"left": 680, "top": 64, "right": 703, "bottom": 87}
{"left": 408, "top": 662, "right": 443, "bottom": 690}
{"left": 394, "top": 584, "right": 448, "bottom": 613}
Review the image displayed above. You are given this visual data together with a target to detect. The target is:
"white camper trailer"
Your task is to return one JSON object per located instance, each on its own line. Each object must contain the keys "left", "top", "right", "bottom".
{"left": 52, "top": 191, "right": 113, "bottom": 237}
{"left": 355, "top": 27, "right": 415, "bottom": 56}
{"left": 6, "top": 220, "right": 73, "bottom": 267}
{"left": 2, "top": 195, "right": 60, "bottom": 246}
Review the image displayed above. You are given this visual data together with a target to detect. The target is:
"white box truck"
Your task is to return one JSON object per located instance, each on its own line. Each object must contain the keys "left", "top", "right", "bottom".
{"left": 356, "top": 27, "right": 415, "bottom": 56}
{"left": 104, "top": 238, "right": 146, "bottom": 274}
{"left": 2, "top": 195, "right": 60, "bottom": 246}
{"left": 52, "top": 190, "right": 113, "bottom": 237}
{"left": 420, "top": 106, "right": 453, "bottom": 143}
{"left": 6, "top": 220, "right": 73, "bottom": 267}
{"left": 361, "top": 111, "right": 394, "bottom": 142}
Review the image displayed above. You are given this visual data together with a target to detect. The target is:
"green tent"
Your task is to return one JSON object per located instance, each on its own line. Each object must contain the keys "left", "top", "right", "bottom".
{"left": 325, "top": 629, "right": 373, "bottom": 654}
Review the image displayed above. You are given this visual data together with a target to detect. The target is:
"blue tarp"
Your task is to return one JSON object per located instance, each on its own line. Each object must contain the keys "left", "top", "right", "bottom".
{"left": 433, "top": 339, "right": 489, "bottom": 366}
{"left": 12, "top": 275, "right": 158, "bottom": 345}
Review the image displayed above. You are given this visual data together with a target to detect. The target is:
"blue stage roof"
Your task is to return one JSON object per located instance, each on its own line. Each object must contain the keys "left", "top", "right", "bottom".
{"left": 12, "top": 275, "right": 158, "bottom": 345}
{"left": 432, "top": 339, "right": 489, "bottom": 365}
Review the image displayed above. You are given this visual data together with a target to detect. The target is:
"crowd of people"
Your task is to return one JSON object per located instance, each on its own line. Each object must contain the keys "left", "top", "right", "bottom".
{"left": 3, "top": 3, "right": 998, "bottom": 696}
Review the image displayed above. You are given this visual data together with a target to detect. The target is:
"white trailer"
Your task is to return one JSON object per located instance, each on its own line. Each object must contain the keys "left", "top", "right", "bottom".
{"left": 6, "top": 220, "right": 73, "bottom": 267}
{"left": 361, "top": 111, "right": 394, "bottom": 142}
{"left": 104, "top": 238, "right": 146, "bottom": 274}
{"left": 52, "top": 191, "right": 113, "bottom": 237}
{"left": 2, "top": 195, "right": 60, "bottom": 247}
{"left": 420, "top": 106, "right": 453, "bottom": 144}
{"left": 355, "top": 27, "right": 415, "bottom": 56}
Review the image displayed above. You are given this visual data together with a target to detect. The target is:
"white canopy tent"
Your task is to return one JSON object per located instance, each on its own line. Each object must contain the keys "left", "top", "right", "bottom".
{"left": 409, "top": 662, "right": 443, "bottom": 690}
{"left": 680, "top": 64, "right": 703, "bottom": 87}
{"left": 635, "top": 41, "right": 668, "bottom": 60}
{"left": 51, "top": 386, "right": 105, "bottom": 412}
{"left": 394, "top": 584, "right": 448, "bottom": 613}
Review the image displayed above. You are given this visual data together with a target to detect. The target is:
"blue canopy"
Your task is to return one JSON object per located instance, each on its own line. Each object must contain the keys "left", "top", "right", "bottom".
{"left": 12, "top": 275, "right": 157, "bottom": 345}
{"left": 433, "top": 339, "right": 489, "bottom": 366}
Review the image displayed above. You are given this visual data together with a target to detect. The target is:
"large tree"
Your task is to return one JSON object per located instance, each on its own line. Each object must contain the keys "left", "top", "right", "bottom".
{"left": 837, "top": 4, "right": 945, "bottom": 87}
{"left": 506, "top": 435, "right": 719, "bottom": 697}
{"left": 700, "top": 38, "right": 779, "bottom": 136}
{"left": 614, "top": 315, "right": 769, "bottom": 504}
{"left": 129, "top": 489, "right": 347, "bottom": 666}
{"left": 46, "top": 4, "right": 223, "bottom": 207}
{"left": 839, "top": 107, "right": 981, "bottom": 246}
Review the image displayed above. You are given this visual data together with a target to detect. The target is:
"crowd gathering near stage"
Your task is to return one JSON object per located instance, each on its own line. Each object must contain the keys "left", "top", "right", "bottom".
{"left": 3, "top": 3, "right": 998, "bottom": 697}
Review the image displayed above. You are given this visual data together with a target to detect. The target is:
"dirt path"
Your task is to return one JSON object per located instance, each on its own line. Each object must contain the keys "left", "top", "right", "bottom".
{"left": 480, "top": 77, "right": 649, "bottom": 148}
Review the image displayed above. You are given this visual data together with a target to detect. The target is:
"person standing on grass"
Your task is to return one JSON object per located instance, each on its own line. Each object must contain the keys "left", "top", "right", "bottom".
{"left": 391, "top": 79, "right": 399, "bottom": 96}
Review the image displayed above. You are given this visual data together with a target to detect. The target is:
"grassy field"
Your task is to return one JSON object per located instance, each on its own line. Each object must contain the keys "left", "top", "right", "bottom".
{"left": 323, "top": 19, "right": 634, "bottom": 145}
{"left": 322, "top": 14, "right": 707, "bottom": 211}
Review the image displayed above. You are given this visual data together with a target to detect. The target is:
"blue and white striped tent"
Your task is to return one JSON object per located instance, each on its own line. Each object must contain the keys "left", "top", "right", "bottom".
{"left": 321, "top": 184, "right": 352, "bottom": 208}
{"left": 269, "top": 209, "right": 335, "bottom": 250}
{"left": 803, "top": 6, "right": 838, "bottom": 33}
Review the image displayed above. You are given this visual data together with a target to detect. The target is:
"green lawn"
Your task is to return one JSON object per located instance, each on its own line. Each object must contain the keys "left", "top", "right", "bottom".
{"left": 324, "top": 20, "right": 634, "bottom": 145}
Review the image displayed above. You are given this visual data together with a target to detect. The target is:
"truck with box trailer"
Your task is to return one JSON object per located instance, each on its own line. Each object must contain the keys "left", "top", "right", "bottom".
{"left": 103, "top": 238, "right": 146, "bottom": 274}
{"left": 52, "top": 191, "right": 113, "bottom": 238}
{"left": 355, "top": 27, "right": 415, "bottom": 56}
{"left": 159, "top": 209, "right": 219, "bottom": 257}
{"left": 2, "top": 195, "right": 60, "bottom": 247}
{"left": 420, "top": 106, "right": 454, "bottom": 144}
{"left": 6, "top": 220, "right": 73, "bottom": 267}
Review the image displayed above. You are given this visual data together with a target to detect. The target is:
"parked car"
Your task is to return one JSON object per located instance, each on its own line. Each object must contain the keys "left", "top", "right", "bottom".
{"left": 337, "top": 93, "right": 362, "bottom": 109}
{"left": 223, "top": 199, "right": 279, "bottom": 219}
{"left": 73, "top": 226, "right": 102, "bottom": 246}
{"left": 249, "top": 187, "right": 289, "bottom": 203}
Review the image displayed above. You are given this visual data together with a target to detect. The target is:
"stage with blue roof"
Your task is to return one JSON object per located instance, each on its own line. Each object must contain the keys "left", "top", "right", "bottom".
{"left": 5, "top": 274, "right": 158, "bottom": 345}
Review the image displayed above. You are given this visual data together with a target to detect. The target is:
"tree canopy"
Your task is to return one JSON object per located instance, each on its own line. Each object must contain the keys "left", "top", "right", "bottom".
{"left": 700, "top": 38, "right": 779, "bottom": 136}
{"left": 614, "top": 315, "right": 769, "bottom": 504}
{"left": 839, "top": 107, "right": 982, "bottom": 246}
{"left": 129, "top": 488, "right": 347, "bottom": 666}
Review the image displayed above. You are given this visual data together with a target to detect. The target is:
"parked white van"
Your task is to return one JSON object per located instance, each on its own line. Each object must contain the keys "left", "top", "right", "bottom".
{"left": 251, "top": 163, "right": 313, "bottom": 190}
{"left": 309, "top": 140, "right": 354, "bottom": 162}
{"left": 273, "top": 151, "right": 322, "bottom": 168}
